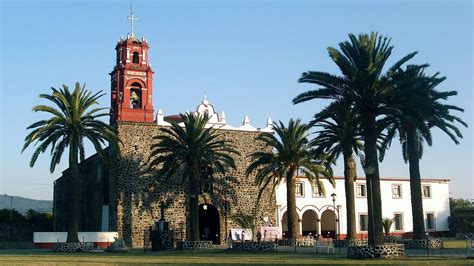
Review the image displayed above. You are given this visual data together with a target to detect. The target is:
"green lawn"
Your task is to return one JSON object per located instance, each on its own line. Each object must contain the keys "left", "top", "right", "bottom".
{"left": 443, "top": 239, "right": 469, "bottom": 249}
{"left": 0, "top": 250, "right": 472, "bottom": 265}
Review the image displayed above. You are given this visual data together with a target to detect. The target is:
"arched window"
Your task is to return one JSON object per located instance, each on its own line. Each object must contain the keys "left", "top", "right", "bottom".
{"left": 130, "top": 82, "right": 142, "bottom": 109}
{"left": 132, "top": 52, "right": 139, "bottom": 64}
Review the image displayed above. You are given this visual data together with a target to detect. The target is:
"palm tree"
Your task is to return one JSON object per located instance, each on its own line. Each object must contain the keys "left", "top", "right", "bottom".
{"left": 246, "top": 119, "right": 334, "bottom": 240}
{"left": 148, "top": 113, "right": 240, "bottom": 241}
{"left": 381, "top": 217, "right": 394, "bottom": 236}
{"left": 380, "top": 66, "right": 467, "bottom": 239}
{"left": 293, "top": 32, "right": 421, "bottom": 245}
{"left": 310, "top": 100, "right": 363, "bottom": 240}
{"left": 22, "top": 83, "right": 119, "bottom": 243}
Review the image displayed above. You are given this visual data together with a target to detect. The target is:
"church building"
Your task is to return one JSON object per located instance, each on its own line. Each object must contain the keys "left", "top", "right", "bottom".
{"left": 53, "top": 16, "right": 276, "bottom": 248}
{"left": 52, "top": 13, "right": 451, "bottom": 248}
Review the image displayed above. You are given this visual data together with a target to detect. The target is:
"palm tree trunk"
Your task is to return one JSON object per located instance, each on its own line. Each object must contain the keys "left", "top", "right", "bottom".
{"left": 362, "top": 112, "right": 384, "bottom": 246}
{"left": 188, "top": 166, "right": 200, "bottom": 241}
{"left": 66, "top": 137, "right": 80, "bottom": 243}
{"left": 407, "top": 126, "right": 426, "bottom": 239}
{"left": 286, "top": 166, "right": 299, "bottom": 240}
{"left": 343, "top": 149, "right": 357, "bottom": 240}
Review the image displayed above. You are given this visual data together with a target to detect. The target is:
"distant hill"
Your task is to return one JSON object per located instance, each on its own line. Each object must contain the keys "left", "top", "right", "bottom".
{"left": 0, "top": 196, "right": 52, "bottom": 214}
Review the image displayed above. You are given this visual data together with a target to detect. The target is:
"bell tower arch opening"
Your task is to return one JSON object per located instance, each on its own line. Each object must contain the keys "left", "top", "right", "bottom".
{"left": 132, "top": 52, "right": 139, "bottom": 64}
{"left": 129, "top": 82, "right": 142, "bottom": 109}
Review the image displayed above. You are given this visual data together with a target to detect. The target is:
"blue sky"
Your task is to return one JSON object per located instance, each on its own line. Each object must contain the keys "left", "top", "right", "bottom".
{"left": 0, "top": 0, "right": 472, "bottom": 200}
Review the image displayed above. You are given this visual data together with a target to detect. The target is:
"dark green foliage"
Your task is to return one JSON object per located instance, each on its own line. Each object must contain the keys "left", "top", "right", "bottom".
{"left": 310, "top": 101, "right": 361, "bottom": 240}
{"left": 449, "top": 199, "right": 474, "bottom": 236}
{"left": 381, "top": 217, "right": 394, "bottom": 236}
{"left": 294, "top": 32, "right": 420, "bottom": 245}
{"left": 0, "top": 209, "right": 27, "bottom": 223}
{"left": 149, "top": 113, "right": 240, "bottom": 241}
{"left": 246, "top": 119, "right": 333, "bottom": 240}
{"left": 22, "top": 83, "right": 119, "bottom": 243}
{"left": 450, "top": 198, "right": 474, "bottom": 211}
{"left": 22, "top": 83, "right": 119, "bottom": 172}
{"left": 25, "top": 209, "right": 53, "bottom": 232}
{"left": 379, "top": 66, "right": 467, "bottom": 239}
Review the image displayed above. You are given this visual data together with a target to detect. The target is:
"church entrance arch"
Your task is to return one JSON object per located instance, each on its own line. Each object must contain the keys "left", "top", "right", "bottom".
{"left": 199, "top": 203, "right": 220, "bottom": 244}
{"left": 321, "top": 209, "right": 336, "bottom": 239}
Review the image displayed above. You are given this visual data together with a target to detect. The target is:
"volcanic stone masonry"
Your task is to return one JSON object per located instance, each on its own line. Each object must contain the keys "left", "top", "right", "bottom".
{"left": 111, "top": 121, "right": 276, "bottom": 247}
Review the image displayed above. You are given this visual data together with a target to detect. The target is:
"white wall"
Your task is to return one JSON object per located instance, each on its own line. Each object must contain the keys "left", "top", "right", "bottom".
{"left": 275, "top": 177, "right": 450, "bottom": 236}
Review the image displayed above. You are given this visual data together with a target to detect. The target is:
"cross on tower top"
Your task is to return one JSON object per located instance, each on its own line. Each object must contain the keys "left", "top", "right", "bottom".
{"left": 127, "top": 5, "right": 138, "bottom": 37}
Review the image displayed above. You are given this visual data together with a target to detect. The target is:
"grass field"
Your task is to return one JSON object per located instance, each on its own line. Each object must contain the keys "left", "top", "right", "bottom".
{"left": 0, "top": 249, "right": 473, "bottom": 265}
{"left": 444, "top": 239, "right": 470, "bottom": 249}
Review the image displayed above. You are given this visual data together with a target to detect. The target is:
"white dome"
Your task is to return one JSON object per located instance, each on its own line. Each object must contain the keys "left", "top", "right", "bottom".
{"left": 195, "top": 95, "right": 219, "bottom": 123}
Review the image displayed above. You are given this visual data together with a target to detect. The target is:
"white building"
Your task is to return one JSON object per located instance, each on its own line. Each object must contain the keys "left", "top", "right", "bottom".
{"left": 275, "top": 176, "right": 450, "bottom": 239}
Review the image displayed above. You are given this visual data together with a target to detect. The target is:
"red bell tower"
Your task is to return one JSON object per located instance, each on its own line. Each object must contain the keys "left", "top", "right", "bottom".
{"left": 110, "top": 10, "right": 154, "bottom": 123}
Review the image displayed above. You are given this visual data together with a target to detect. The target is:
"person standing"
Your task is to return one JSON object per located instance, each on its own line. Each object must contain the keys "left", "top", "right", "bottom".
{"left": 256, "top": 230, "right": 262, "bottom": 242}
{"left": 226, "top": 230, "right": 233, "bottom": 249}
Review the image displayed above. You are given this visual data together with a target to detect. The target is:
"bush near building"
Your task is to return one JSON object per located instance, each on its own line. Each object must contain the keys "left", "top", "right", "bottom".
{"left": 449, "top": 198, "right": 474, "bottom": 237}
{"left": 0, "top": 209, "right": 53, "bottom": 242}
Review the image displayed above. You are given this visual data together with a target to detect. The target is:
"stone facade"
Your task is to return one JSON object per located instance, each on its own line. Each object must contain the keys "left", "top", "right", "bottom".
{"left": 112, "top": 121, "right": 276, "bottom": 248}
{"left": 52, "top": 121, "right": 275, "bottom": 248}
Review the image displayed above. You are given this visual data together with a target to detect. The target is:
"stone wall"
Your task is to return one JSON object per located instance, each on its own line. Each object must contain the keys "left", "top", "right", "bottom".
{"left": 347, "top": 244, "right": 405, "bottom": 259}
{"left": 233, "top": 241, "right": 276, "bottom": 252}
{"left": 113, "top": 121, "right": 276, "bottom": 247}
{"left": 402, "top": 239, "right": 442, "bottom": 249}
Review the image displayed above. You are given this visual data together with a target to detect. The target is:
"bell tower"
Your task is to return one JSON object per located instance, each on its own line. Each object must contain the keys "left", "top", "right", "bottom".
{"left": 110, "top": 9, "right": 154, "bottom": 123}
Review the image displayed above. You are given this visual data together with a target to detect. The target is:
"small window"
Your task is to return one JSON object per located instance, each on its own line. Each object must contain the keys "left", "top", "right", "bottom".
{"left": 392, "top": 184, "right": 402, "bottom": 198}
{"left": 359, "top": 214, "right": 368, "bottom": 232}
{"left": 295, "top": 182, "right": 304, "bottom": 197}
{"left": 394, "top": 213, "right": 404, "bottom": 231}
{"left": 356, "top": 184, "right": 367, "bottom": 197}
{"left": 312, "top": 181, "right": 322, "bottom": 197}
{"left": 132, "top": 52, "right": 139, "bottom": 64}
{"left": 426, "top": 212, "right": 435, "bottom": 230}
{"left": 422, "top": 185, "right": 431, "bottom": 198}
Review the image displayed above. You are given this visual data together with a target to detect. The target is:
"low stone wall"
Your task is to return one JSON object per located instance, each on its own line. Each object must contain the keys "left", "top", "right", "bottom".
{"left": 232, "top": 241, "right": 275, "bottom": 252}
{"left": 347, "top": 244, "right": 405, "bottom": 259}
{"left": 277, "top": 239, "right": 297, "bottom": 246}
{"left": 277, "top": 239, "right": 313, "bottom": 246}
{"left": 384, "top": 236, "right": 402, "bottom": 243}
{"left": 337, "top": 236, "right": 409, "bottom": 248}
{"left": 403, "top": 239, "right": 442, "bottom": 249}
{"left": 52, "top": 242, "right": 94, "bottom": 252}
{"left": 177, "top": 241, "right": 212, "bottom": 250}
{"left": 335, "top": 239, "right": 368, "bottom": 248}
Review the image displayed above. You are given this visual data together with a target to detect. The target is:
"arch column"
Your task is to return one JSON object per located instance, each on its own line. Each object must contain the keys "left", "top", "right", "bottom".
{"left": 298, "top": 219, "right": 303, "bottom": 236}
{"left": 317, "top": 219, "right": 321, "bottom": 235}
